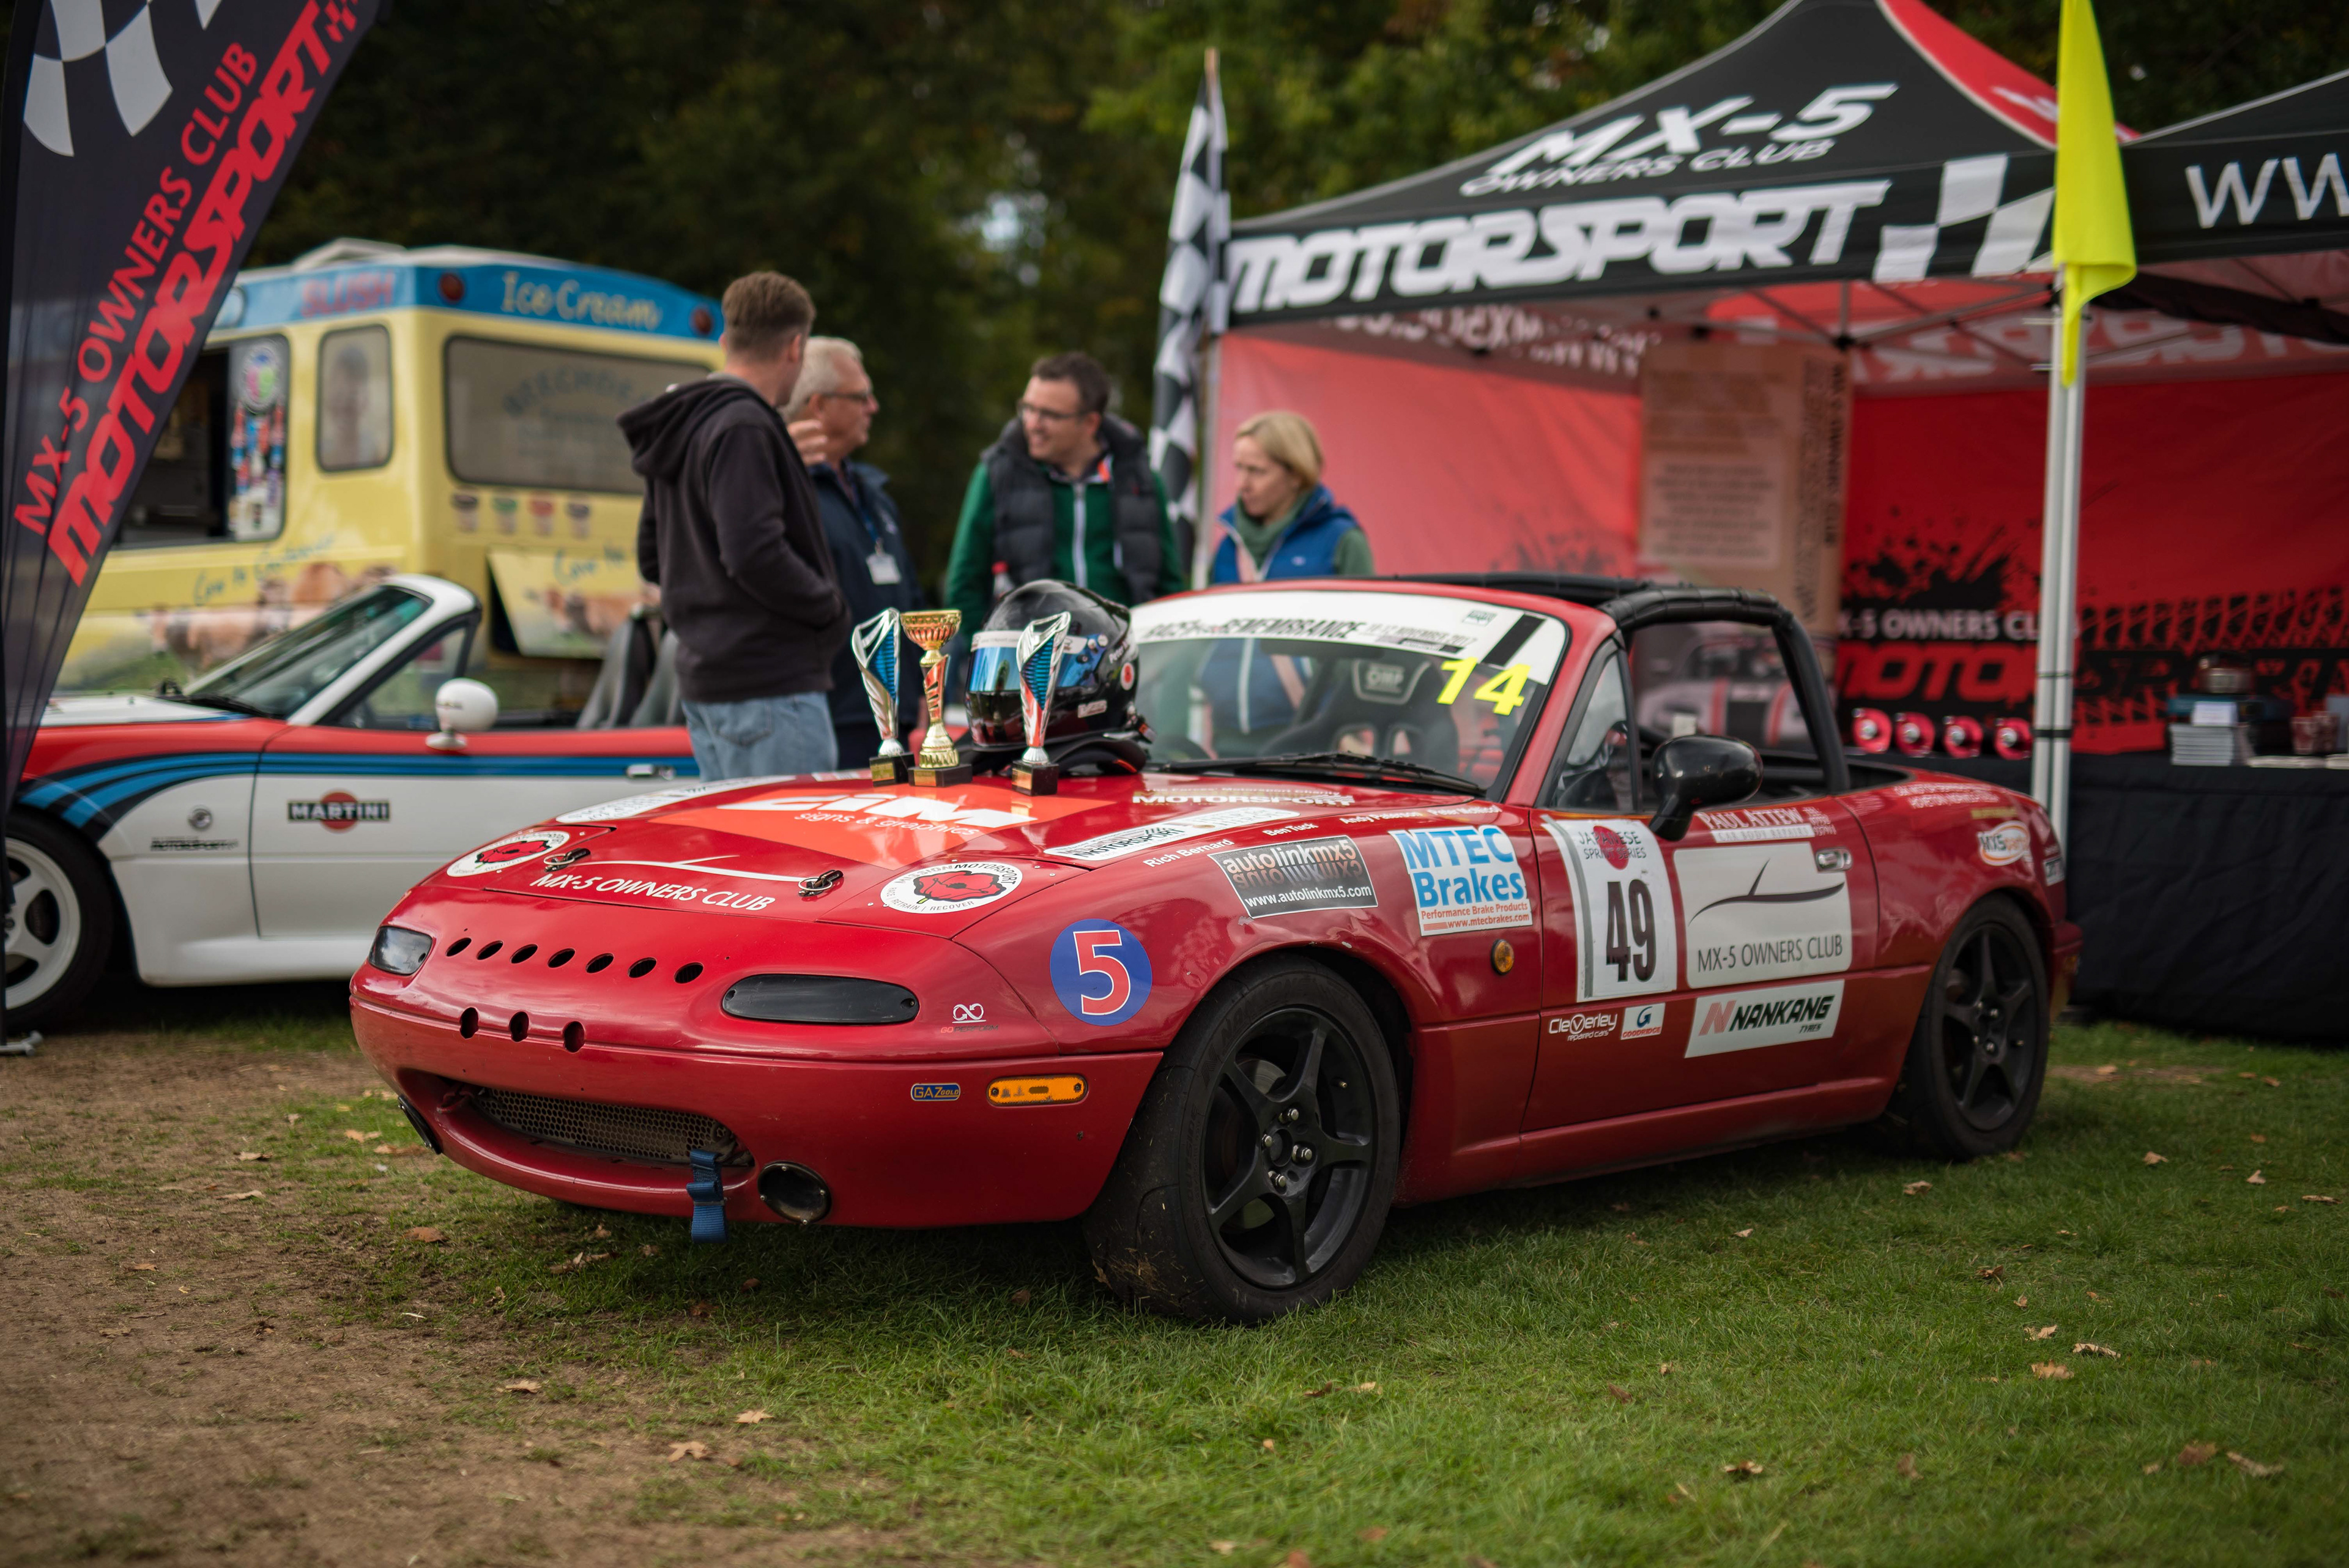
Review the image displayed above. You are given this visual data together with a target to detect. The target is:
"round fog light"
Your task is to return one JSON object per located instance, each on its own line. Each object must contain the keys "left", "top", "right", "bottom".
{"left": 758, "top": 1162, "right": 831, "bottom": 1225}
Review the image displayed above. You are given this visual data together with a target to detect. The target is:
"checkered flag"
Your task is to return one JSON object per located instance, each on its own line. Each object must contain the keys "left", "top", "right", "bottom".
{"left": 21, "top": 0, "right": 211, "bottom": 158}
{"left": 1149, "top": 56, "right": 1228, "bottom": 578}
{"left": 1872, "top": 154, "right": 2055, "bottom": 281}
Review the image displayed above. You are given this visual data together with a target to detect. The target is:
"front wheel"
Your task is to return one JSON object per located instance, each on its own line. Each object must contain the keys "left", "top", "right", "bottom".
{"left": 1874, "top": 899, "right": 2049, "bottom": 1159}
{"left": 1084, "top": 957, "right": 1400, "bottom": 1323}
{"left": 6, "top": 814, "right": 116, "bottom": 1033}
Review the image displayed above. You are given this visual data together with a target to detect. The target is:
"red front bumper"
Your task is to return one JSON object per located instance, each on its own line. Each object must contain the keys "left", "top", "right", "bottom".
{"left": 352, "top": 998, "right": 1159, "bottom": 1228}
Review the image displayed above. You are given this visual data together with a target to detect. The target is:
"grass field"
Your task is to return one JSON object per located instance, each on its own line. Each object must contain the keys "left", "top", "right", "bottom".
{"left": 17, "top": 984, "right": 2347, "bottom": 1567}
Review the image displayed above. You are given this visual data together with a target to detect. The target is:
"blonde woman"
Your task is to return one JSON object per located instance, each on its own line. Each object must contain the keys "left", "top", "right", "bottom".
{"left": 1207, "top": 411, "right": 1372, "bottom": 584}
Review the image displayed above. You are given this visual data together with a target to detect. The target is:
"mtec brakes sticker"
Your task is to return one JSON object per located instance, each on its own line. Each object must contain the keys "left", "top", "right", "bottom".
{"left": 1389, "top": 825, "right": 1531, "bottom": 935}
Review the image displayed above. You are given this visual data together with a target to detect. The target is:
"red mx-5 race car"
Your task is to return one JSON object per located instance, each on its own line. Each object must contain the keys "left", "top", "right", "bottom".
{"left": 352, "top": 574, "right": 2080, "bottom": 1321}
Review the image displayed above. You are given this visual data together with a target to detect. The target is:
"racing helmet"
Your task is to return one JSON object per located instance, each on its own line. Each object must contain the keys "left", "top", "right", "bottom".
{"left": 966, "top": 579, "right": 1146, "bottom": 769}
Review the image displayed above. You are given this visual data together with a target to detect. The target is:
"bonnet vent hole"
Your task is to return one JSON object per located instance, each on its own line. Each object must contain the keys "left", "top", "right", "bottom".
{"left": 548, "top": 948, "right": 574, "bottom": 968}
{"left": 585, "top": 954, "right": 614, "bottom": 973}
{"left": 674, "top": 962, "right": 703, "bottom": 984}
{"left": 446, "top": 937, "right": 471, "bottom": 956}
{"left": 510, "top": 943, "right": 538, "bottom": 964}
{"left": 458, "top": 1008, "right": 479, "bottom": 1038}
{"left": 508, "top": 1011, "right": 530, "bottom": 1042}
{"left": 477, "top": 940, "right": 502, "bottom": 960}
{"left": 628, "top": 957, "right": 656, "bottom": 978}
{"left": 562, "top": 1021, "right": 584, "bottom": 1052}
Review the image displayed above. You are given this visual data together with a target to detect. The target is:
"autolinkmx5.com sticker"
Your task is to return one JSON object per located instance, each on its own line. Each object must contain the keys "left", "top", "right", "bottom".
{"left": 1211, "top": 836, "right": 1376, "bottom": 918}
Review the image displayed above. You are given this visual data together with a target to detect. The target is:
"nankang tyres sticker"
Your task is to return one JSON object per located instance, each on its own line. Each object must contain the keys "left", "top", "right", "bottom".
{"left": 1389, "top": 825, "right": 1532, "bottom": 935}
{"left": 1685, "top": 981, "right": 1844, "bottom": 1057}
{"left": 1674, "top": 841, "right": 1851, "bottom": 987}
{"left": 1211, "top": 836, "right": 1376, "bottom": 918}
{"left": 1545, "top": 818, "right": 1678, "bottom": 1001}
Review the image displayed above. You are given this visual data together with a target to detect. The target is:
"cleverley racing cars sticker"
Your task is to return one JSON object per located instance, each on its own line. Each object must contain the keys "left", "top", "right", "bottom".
{"left": 1546, "top": 818, "right": 1679, "bottom": 1001}
{"left": 1050, "top": 920, "right": 1152, "bottom": 1026}
{"left": 446, "top": 828, "right": 570, "bottom": 877}
{"left": 1675, "top": 842, "right": 1851, "bottom": 987}
{"left": 1211, "top": 836, "right": 1376, "bottom": 918}
{"left": 1685, "top": 980, "right": 1844, "bottom": 1057}
{"left": 880, "top": 860, "right": 1024, "bottom": 914}
{"left": 1389, "top": 825, "right": 1532, "bottom": 936}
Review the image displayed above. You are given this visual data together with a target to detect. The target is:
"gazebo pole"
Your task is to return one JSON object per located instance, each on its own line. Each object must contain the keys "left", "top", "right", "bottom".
{"left": 2030, "top": 299, "right": 2087, "bottom": 847}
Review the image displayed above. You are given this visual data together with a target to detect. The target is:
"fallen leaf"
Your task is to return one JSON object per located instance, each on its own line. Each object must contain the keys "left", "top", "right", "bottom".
{"left": 286, "top": 1114, "right": 299, "bottom": 1123}
{"left": 406, "top": 1227, "right": 445, "bottom": 1244}
{"left": 667, "top": 1441, "right": 710, "bottom": 1463}
{"left": 1357, "top": 1527, "right": 1388, "bottom": 1543}
{"left": 2143, "top": 1152, "right": 2167, "bottom": 1165}
{"left": 251, "top": 1319, "right": 273, "bottom": 1337}
{"left": 341, "top": 1129, "right": 368, "bottom": 1142}
{"left": 128, "top": 1262, "right": 156, "bottom": 1272}
{"left": 1011, "top": 1288, "right": 1032, "bottom": 1306}
{"left": 1606, "top": 1384, "right": 1632, "bottom": 1405}
{"left": 549, "top": 1252, "right": 614, "bottom": 1275}
{"left": 2275, "top": 1205, "right": 2290, "bottom": 1213}
{"left": 223, "top": 1191, "right": 264, "bottom": 1202}
{"left": 1356, "top": 1381, "right": 1377, "bottom": 1392}
{"left": 1609, "top": 1202, "right": 1631, "bottom": 1212}
{"left": 1261, "top": 1438, "right": 1276, "bottom": 1451}
{"left": 2240, "top": 1071, "right": 2256, "bottom": 1080}
{"left": 373, "top": 1145, "right": 392, "bottom": 1155}
{"left": 2095, "top": 1063, "right": 2118, "bottom": 1076}
{"left": 1285, "top": 1552, "right": 1312, "bottom": 1568}
{"left": 2143, "top": 1462, "right": 2161, "bottom": 1474}
{"left": 2176, "top": 1443, "right": 2216, "bottom": 1467}
{"left": 2227, "top": 1451, "right": 2282, "bottom": 1477}
{"left": 1721, "top": 1460, "right": 1764, "bottom": 1478}
{"left": 740, "top": 1277, "right": 760, "bottom": 1293}
{"left": 2326, "top": 1288, "right": 2345, "bottom": 1299}
{"left": 1004, "top": 1348, "right": 1028, "bottom": 1359}
{"left": 640, "top": 1243, "right": 660, "bottom": 1256}
{"left": 2074, "top": 1342, "right": 2120, "bottom": 1358}
{"left": 501, "top": 1380, "right": 541, "bottom": 1394}
{"left": 2032, "top": 1362, "right": 2072, "bottom": 1380}
{"left": 735, "top": 1410, "right": 771, "bottom": 1425}
{"left": 2015, "top": 1295, "right": 2029, "bottom": 1307}
{"left": 2250, "top": 1134, "right": 2266, "bottom": 1144}
{"left": 2028, "top": 1325, "right": 2059, "bottom": 1340}
{"left": 2263, "top": 1077, "right": 2280, "bottom": 1087}
{"left": 1302, "top": 1382, "right": 1332, "bottom": 1399}
{"left": 1658, "top": 1362, "right": 1674, "bottom": 1375}
{"left": 2247, "top": 1171, "right": 2267, "bottom": 1186}
{"left": 100, "top": 1326, "right": 132, "bottom": 1338}
{"left": 236, "top": 1152, "right": 267, "bottom": 1162}
{"left": 1896, "top": 1452, "right": 1918, "bottom": 1479}
{"left": 1735, "top": 1228, "right": 1753, "bottom": 1238}
{"left": 1210, "top": 1544, "right": 1237, "bottom": 1556}
{"left": 2003, "top": 1151, "right": 2027, "bottom": 1162}
{"left": 2306, "top": 1195, "right": 2340, "bottom": 1206}
{"left": 592, "top": 1225, "right": 612, "bottom": 1239}
{"left": 1904, "top": 1181, "right": 1932, "bottom": 1195}
{"left": 686, "top": 1299, "right": 711, "bottom": 1317}
{"left": 1980, "top": 1265, "right": 2006, "bottom": 1282}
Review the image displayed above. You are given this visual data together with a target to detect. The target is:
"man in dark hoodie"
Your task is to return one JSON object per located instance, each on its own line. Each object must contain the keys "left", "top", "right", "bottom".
{"left": 620, "top": 272, "right": 850, "bottom": 780}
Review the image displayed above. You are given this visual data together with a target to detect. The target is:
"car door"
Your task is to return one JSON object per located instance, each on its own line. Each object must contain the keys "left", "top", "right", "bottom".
{"left": 1523, "top": 628, "right": 1881, "bottom": 1130}
{"left": 250, "top": 622, "right": 696, "bottom": 940}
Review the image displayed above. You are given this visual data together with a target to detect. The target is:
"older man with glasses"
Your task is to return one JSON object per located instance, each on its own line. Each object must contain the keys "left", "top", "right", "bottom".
{"left": 784, "top": 336, "right": 927, "bottom": 767}
{"left": 944, "top": 351, "right": 1184, "bottom": 637}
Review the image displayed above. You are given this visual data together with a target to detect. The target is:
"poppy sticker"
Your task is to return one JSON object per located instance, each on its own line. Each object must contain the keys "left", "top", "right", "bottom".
{"left": 446, "top": 828, "right": 570, "bottom": 877}
{"left": 880, "top": 860, "right": 1025, "bottom": 914}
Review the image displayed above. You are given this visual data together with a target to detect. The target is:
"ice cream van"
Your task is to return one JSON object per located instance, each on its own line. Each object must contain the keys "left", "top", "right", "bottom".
{"left": 61, "top": 239, "right": 724, "bottom": 719}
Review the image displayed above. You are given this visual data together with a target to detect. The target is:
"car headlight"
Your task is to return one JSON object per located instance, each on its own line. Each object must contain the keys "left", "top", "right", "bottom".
{"left": 369, "top": 925, "right": 433, "bottom": 976}
{"left": 721, "top": 975, "right": 918, "bottom": 1025}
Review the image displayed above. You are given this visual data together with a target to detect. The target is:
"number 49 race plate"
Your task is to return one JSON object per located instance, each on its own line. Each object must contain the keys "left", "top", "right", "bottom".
{"left": 1545, "top": 819, "right": 1681, "bottom": 1002}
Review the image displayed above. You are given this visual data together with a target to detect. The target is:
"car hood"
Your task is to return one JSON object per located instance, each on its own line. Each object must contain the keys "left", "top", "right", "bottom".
{"left": 40, "top": 694, "right": 241, "bottom": 727}
{"left": 422, "top": 771, "right": 1499, "bottom": 935}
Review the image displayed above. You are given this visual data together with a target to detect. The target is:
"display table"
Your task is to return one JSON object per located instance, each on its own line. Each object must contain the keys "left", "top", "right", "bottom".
{"left": 1917, "top": 754, "right": 2349, "bottom": 1040}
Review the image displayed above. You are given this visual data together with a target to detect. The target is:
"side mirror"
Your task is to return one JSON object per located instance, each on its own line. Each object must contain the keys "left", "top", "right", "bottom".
{"left": 1648, "top": 734, "right": 1762, "bottom": 842}
{"left": 428, "top": 678, "right": 499, "bottom": 751}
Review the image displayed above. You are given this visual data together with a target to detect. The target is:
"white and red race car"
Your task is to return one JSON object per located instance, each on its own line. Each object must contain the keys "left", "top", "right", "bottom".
{"left": 6, "top": 576, "right": 695, "bottom": 1030}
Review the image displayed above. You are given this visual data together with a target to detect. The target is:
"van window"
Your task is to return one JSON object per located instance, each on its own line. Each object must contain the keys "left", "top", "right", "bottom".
{"left": 121, "top": 335, "right": 288, "bottom": 547}
{"left": 317, "top": 325, "right": 393, "bottom": 471}
{"left": 444, "top": 338, "right": 704, "bottom": 494}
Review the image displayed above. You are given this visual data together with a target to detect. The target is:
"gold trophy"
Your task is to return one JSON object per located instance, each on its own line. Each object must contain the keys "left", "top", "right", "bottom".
{"left": 1009, "top": 611, "right": 1072, "bottom": 795}
{"left": 849, "top": 609, "right": 908, "bottom": 784}
{"left": 897, "top": 608, "right": 971, "bottom": 787}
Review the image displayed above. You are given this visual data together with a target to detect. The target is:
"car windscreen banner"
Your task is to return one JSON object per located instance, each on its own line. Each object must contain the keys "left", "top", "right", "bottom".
{"left": 1223, "top": 0, "right": 2078, "bottom": 324}
{"left": 1, "top": 0, "right": 385, "bottom": 817}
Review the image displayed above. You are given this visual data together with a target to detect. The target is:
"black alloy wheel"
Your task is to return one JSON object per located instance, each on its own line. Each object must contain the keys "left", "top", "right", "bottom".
{"left": 1085, "top": 957, "right": 1400, "bottom": 1322}
{"left": 1875, "top": 899, "right": 2049, "bottom": 1159}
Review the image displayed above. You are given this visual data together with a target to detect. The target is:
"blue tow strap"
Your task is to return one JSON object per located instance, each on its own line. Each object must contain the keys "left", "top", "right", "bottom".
{"left": 686, "top": 1148, "right": 727, "bottom": 1244}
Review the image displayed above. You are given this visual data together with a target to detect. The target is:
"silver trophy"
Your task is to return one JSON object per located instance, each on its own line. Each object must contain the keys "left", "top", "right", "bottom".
{"left": 1010, "top": 611, "right": 1072, "bottom": 795}
{"left": 850, "top": 609, "right": 908, "bottom": 783}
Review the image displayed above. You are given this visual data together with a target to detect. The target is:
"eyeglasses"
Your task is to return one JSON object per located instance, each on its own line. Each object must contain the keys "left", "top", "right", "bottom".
{"left": 818, "top": 388, "right": 878, "bottom": 407}
{"left": 1017, "top": 401, "right": 1087, "bottom": 424}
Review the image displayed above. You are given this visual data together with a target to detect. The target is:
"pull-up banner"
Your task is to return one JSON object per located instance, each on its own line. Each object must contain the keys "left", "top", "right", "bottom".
{"left": 2, "top": 0, "right": 384, "bottom": 813}
{"left": 1226, "top": 0, "right": 2095, "bottom": 323}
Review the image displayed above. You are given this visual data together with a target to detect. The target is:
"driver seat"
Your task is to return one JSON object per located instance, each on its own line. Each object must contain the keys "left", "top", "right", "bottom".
{"left": 574, "top": 606, "right": 664, "bottom": 729}
{"left": 1263, "top": 657, "right": 1463, "bottom": 778}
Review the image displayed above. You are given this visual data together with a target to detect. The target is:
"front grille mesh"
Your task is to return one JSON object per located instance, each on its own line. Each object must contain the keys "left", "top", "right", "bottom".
{"left": 469, "top": 1085, "right": 743, "bottom": 1167}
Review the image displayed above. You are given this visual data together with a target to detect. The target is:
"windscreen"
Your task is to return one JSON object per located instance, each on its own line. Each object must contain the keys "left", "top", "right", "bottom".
{"left": 1130, "top": 589, "right": 1568, "bottom": 795}
{"left": 185, "top": 585, "right": 429, "bottom": 718}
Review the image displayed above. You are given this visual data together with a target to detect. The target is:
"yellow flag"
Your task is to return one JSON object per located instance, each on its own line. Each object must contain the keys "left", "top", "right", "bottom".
{"left": 2051, "top": 0, "right": 2135, "bottom": 383}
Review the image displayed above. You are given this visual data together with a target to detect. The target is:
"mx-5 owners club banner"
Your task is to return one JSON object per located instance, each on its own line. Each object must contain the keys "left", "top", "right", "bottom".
{"left": 3, "top": 0, "right": 384, "bottom": 809}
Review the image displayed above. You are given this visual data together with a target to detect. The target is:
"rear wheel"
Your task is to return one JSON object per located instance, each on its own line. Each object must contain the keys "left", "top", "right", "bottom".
{"left": 5, "top": 814, "right": 116, "bottom": 1033}
{"left": 1875, "top": 900, "right": 2048, "bottom": 1159}
{"left": 1083, "top": 957, "right": 1400, "bottom": 1323}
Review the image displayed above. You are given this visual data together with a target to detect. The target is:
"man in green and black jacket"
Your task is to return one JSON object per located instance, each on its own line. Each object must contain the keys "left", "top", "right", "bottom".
{"left": 944, "top": 352, "right": 1186, "bottom": 634}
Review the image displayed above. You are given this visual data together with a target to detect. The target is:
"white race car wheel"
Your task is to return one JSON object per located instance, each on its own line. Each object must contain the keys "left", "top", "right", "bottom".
{"left": 6, "top": 816, "right": 114, "bottom": 1032}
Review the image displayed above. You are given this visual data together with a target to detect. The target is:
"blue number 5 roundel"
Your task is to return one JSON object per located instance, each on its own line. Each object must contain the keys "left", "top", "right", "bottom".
{"left": 1049, "top": 920, "right": 1152, "bottom": 1027}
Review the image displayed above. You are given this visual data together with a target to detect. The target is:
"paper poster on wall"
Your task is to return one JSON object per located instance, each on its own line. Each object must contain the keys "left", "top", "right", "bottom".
{"left": 1639, "top": 340, "right": 1849, "bottom": 636}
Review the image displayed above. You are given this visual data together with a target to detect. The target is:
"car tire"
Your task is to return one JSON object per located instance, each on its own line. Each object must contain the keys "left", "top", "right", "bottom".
{"left": 5, "top": 813, "right": 117, "bottom": 1034}
{"left": 1874, "top": 899, "right": 2049, "bottom": 1161}
{"left": 1083, "top": 956, "right": 1401, "bottom": 1323}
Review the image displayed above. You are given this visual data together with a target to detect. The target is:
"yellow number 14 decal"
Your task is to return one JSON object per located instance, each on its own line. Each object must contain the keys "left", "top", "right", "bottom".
{"left": 1436, "top": 660, "right": 1532, "bottom": 716}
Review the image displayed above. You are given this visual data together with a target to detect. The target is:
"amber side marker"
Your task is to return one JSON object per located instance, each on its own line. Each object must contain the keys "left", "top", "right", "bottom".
{"left": 988, "top": 1076, "right": 1088, "bottom": 1106}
